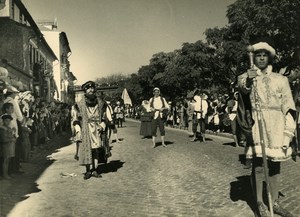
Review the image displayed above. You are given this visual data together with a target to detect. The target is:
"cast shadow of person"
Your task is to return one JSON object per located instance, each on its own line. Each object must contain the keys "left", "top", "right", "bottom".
{"left": 155, "top": 141, "right": 174, "bottom": 147}
{"left": 230, "top": 175, "right": 258, "bottom": 216}
{"left": 229, "top": 154, "right": 259, "bottom": 216}
{"left": 97, "top": 160, "right": 125, "bottom": 174}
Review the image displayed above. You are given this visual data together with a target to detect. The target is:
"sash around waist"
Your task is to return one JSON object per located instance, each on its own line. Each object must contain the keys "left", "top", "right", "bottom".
{"left": 252, "top": 106, "right": 281, "bottom": 111}
{"left": 87, "top": 118, "right": 101, "bottom": 123}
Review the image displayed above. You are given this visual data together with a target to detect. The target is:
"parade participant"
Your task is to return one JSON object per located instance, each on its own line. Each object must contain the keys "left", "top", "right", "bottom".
{"left": 226, "top": 92, "right": 239, "bottom": 147}
{"left": 105, "top": 96, "right": 120, "bottom": 143}
{"left": 70, "top": 103, "right": 80, "bottom": 135}
{"left": 238, "top": 38, "right": 296, "bottom": 217}
{"left": 187, "top": 97, "right": 196, "bottom": 136}
{"left": 114, "top": 101, "right": 124, "bottom": 128}
{"left": 0, "top": 114, "right": 16, "bottom": 179}
{"left": 72, "top": 118, "right": 82, "bottom": 161}
{"left": 149, "top": 87, "right": 169, "bottom": 148}
{"left": 76, "top": 81, "right": 106, "bottom": 179}
{"left": 191, "top": 90, "right": 208, "bottom": 142}
{"left": 139, "top": 100, "right": 152, "bottom": 138}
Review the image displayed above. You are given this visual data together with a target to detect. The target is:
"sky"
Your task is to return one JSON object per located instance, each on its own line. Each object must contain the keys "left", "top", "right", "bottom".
{"left": 22, "top": 0, "right": 235, "bottom": 85}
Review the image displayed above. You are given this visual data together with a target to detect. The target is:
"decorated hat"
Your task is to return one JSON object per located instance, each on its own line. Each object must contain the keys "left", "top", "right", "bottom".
{"left": 81, "top": 80, "right": 96, "bottom": 91}
{"left": 1, "top": 113, "right": 13, "bottom": 120}
{"left": 251, "top": 37, "right": 276, "bottom": 57}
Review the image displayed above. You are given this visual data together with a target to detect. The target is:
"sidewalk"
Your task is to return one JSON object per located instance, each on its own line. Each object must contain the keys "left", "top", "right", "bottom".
{"left": 0, "top": 133, "right": 71, "bottom": 217}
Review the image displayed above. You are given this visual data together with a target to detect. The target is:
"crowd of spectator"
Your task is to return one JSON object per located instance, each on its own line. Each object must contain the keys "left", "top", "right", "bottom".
{"left": 130, "top": 91, "right": 239, "bottom": 135}
{"left": 0, "top": 59, "right": 72, "bottom": 180}
{"left": 131, "top": 84, "right": 300, "bottom": 148}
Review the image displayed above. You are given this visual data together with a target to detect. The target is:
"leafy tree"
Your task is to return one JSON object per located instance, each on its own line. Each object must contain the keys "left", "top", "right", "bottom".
{"left": 206, "top": 0, "right": 300, "bottom": 74}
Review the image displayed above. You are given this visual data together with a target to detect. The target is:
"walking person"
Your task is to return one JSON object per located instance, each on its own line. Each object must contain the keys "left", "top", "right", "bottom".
{"left": 226, "top": 92, "right": 239, "bottom": 147}
{"left": 149, "top": 87, "right": 169, "bottom": 148}
{"left": 191, "top": 90, "right": 208, "bottom": 142}
{"left": 105, "top": 96, "right": 120, "bottom": 143}
{"left": 187, "top": 97, "right": 195, "bottom": 137}
{"left": 114, "top": 101, "right": 124, "bottom": 128}
{"left": 76, "top": 81, "right": 106, "bottom": 179}
{"left": 238, "top": 38, "right": 297, "bottom": 217}
{"left": 72, "top": 117, "right": 82, "bottom": 161}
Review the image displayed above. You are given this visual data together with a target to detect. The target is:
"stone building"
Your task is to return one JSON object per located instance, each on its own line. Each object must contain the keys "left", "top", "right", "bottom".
{"left": 0, "top": 0, "right": 57, "bottom": 102}
{"left": 38, "top": 20, "right": 76, "bottom": 104}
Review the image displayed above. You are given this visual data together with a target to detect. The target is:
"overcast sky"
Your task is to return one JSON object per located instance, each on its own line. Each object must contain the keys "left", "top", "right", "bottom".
{"left": 22, "top": 0, "right": 235, "bottom": 85}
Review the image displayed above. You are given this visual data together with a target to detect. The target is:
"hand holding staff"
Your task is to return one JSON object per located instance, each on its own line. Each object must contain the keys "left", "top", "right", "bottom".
{"left": 247, "top": 45, "right": 274, "bottom": 217}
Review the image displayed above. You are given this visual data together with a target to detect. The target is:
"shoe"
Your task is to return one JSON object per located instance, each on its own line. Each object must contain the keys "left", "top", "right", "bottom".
{"left": 92, "top": 171, "right": 102, "bottom": 178}
{"left": 273, "top": 200, "right": 294, "bottom": 217}
{"left": 152, "top": 144, "right": 156, "bottom": 148}
{"left": 162, "top": 143, "right": 167, "bottom": 147}
{"left": 257, "top": 202, "right": 269, "bottom": 217}
{"left": 74, "top": 155, "right": 79, "bottom": 160}
{"left": 239, "top": 141, "right": 246, "bottom": 147}
{"left": 244, "top": 159, "right": 252, "bottom": 169}
{"left": 191, "top": 138, "right": 197, "bottom": 142}
{"left": 83, "top": 171, "right": 92, "bottom": 180}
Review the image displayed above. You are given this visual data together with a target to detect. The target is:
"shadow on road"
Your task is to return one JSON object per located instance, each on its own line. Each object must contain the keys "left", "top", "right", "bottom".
{"left": 98, "top": 160, "right": 125, "bottom": 174}
{"left": 222, "top": 142, "right": 238, "bottom": 147}
{"left": 0, "top": 133, "right": 71, "bottom": 217}
{"left": 230, "top": 175, "right": 258, "bottom": 216}
{"left": 155, "top": 141, "right": 175, "bottom": 147}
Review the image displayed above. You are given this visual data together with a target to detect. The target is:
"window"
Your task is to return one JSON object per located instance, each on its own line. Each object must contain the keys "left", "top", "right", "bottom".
{"left": 19, "top": 12, "right": 22, "bottom": 23}
{"left": 11, "top": 0, "right": 14, "bottom": 19}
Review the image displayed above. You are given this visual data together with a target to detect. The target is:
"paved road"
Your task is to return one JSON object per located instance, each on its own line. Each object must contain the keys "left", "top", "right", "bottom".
{"left": 1, "top": 119, "right": 300, "bottom": 217}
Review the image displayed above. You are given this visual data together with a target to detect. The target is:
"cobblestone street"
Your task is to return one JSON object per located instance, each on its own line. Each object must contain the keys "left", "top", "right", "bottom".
{"left": 1, "top": 119, "right": 300, "bottom": 217}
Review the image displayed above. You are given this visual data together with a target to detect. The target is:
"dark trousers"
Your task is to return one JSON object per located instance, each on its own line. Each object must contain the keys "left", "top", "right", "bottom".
{"left": 151, "top": 117, "right": 165, "bottom": 136}
{"left": 116, "top": 118, "right": 123, "bottom": 128}
{"left": 192, "top": 118, "right": 206, "bottom": 134}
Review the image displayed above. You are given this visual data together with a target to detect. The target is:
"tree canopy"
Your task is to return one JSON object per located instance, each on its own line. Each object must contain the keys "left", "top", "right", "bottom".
{"left": 95, "top": 0, "right": 300, "bottom": 105}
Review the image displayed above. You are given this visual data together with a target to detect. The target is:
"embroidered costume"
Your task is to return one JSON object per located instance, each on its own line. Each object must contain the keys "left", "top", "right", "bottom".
{"left": 238, "top": 65, "right": 296, "bottom": 161}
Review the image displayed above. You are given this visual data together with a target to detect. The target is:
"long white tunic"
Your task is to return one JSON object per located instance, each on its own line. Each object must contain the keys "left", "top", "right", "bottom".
{"left": 238, "top": 69, "right": 296, "bottom": 161}
{"left": 86, "top": 105, "right": 105, "bottom": 149}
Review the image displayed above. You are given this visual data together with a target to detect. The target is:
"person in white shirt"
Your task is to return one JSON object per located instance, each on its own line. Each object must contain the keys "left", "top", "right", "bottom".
{"left": 226, "top": 92, "right": 239, "bottom": 147}
{"left": 149, "top": 87, "right": 169, "bottom": 148}
{"left": 191, "top": 90, "right": 208, "bottom": 142}
{"left": 105, "top": 96, "right": 120, "bottom": 143}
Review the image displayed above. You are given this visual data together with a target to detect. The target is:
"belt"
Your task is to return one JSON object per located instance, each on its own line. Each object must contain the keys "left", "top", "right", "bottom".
{"left": 87, "top": 118, "right": 101, "bottom": 123}
{"left": 252, "top": 106, "right": 281, "bottom": 111}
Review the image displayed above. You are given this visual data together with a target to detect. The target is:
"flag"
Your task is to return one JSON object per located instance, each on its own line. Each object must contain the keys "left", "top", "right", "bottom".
{"left": 121, "top": 88, "right": 132, "bottom": 106}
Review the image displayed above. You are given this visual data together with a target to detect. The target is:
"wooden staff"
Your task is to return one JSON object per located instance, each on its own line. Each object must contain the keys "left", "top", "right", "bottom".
{"left": 247, "top": 45, "right": 274, "bottom": 217}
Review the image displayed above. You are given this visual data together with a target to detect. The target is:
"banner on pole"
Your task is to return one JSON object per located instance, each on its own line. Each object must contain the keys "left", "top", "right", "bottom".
{"left": 122, "top": 88, "right": 132, "bottom": 106}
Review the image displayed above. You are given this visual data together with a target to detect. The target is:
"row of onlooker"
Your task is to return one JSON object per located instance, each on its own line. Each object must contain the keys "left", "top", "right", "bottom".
{"left": 0, "top": 83, "right": 72, "bottom": 180}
